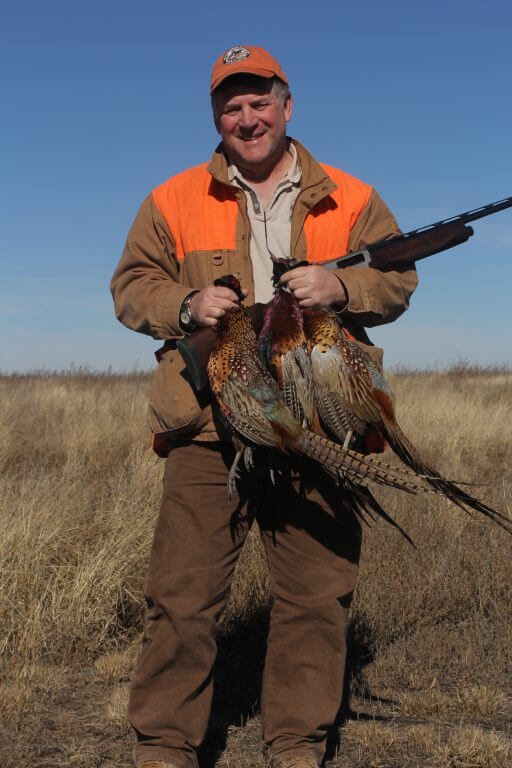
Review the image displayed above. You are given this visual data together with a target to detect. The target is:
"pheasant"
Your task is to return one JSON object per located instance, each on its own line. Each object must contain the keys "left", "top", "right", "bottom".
{"left": 302, "top": 304, "right": 509, "bottom": 531}
{"left": 258, "top": 263, "right": 314, "bottom": 429}
{"left": 206, "top": 276, "right": 456, "bottom": 513}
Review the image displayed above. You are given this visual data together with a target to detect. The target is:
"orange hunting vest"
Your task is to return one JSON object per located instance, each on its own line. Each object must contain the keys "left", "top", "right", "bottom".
{"left": 151, "top": 162, "right": 372, "bottom": 264}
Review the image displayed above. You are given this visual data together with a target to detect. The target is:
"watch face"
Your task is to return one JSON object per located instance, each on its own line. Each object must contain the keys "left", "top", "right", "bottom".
{"left": 180, "top": 310, "right": 191, "bottom": 325}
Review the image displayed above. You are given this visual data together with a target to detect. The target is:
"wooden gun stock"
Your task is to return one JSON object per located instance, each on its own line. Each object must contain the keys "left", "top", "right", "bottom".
{"left": 323, "top": 221, "right": 474, "bottom": 271}
{"left": 367, "top": 221, "right": 474, "bottom": 270}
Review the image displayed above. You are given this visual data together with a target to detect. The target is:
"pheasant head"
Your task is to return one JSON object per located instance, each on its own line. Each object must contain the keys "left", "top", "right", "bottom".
{"left": 213, "top": 273, "right": 245, "bottom": 302}
{"left": 271, "top": 257, "right": 309, "bottom": 289}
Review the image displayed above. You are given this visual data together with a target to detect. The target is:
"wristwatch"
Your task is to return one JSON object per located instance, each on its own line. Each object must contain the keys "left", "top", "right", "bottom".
{"left": 179, "top": 293, "right": 198, "bottom": 332}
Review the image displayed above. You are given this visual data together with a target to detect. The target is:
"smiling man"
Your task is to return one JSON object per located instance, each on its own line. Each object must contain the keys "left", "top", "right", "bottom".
{"left": 111, "top": 45, "right": 417, "bottom": 768}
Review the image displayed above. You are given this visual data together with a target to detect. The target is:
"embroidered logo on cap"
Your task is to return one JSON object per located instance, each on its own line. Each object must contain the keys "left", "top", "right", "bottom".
{"left": 223, "top": 46, "right": 250, "bottom": 64}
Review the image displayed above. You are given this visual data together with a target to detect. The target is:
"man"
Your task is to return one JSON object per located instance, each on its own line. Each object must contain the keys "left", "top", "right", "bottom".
{"left": 111, "top": 45, "right": 417, "bottom": 768}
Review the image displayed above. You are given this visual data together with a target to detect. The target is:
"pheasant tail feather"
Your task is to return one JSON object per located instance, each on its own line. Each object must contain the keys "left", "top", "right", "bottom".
{"left": 382, "top": 417, "right": 511, "bottom": 532}
{"left": 293, "top": 430, "right": 435, "bottom": 495}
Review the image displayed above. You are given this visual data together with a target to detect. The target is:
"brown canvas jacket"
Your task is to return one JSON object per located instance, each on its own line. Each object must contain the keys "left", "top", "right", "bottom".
{"left": 110, "top": 139, "right": 417, "bottom": 442}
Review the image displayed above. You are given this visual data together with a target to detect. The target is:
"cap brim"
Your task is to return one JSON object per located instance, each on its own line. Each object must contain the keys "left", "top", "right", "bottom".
{"left": 211, "top": 66, "right": 285, "bottom": 93}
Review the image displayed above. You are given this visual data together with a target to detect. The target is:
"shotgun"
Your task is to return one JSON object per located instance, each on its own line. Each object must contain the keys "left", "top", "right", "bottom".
{"left": 174, "top": 195, "right": 512, "bottom": 391}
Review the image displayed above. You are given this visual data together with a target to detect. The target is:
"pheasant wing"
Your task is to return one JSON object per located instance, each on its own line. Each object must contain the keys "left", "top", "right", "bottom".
{"left": 280, "top": 346, "right": 315, "bottom": 428}
{"left": 217, "top": 375, "right": 281, "bottom": 448}
{"left": 305, "top": 308, "right": 387, "bottom": 443}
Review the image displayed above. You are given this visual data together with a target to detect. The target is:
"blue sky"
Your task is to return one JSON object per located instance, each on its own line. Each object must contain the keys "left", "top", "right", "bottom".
{"left": 1, "top": 0, "right": 511, "bottom": 372}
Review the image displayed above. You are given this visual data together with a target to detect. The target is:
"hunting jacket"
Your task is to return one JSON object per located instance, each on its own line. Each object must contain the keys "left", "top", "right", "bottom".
{"left": 110, "top": 139, "right": 417, "bottom": 442}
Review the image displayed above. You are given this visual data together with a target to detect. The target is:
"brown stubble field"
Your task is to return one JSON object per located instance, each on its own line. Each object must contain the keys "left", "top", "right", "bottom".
{"left": 1, "top": 366, "right": 511, "bottom": 768}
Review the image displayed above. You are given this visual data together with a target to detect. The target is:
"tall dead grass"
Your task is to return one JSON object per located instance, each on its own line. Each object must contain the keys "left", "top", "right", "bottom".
{"left": 0, "top": 366, "right": 511, "bottom": 765}
{"left": 0, "top": 371, "right": 159, "bottom": 667}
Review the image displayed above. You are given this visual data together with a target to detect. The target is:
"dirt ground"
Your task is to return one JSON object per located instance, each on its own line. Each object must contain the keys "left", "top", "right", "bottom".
{"left": 5, "top": 617, "right": 511, "bottom": 768}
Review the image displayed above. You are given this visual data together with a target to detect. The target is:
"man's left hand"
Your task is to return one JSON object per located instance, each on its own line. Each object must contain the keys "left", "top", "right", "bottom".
{"left": 279, "top": 265, "right": 347, "bottom": 308}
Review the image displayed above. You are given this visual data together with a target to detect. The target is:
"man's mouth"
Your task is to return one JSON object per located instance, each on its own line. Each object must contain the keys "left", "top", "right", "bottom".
{"left": 240, "top": 133, "right": 265, "bottom": 143}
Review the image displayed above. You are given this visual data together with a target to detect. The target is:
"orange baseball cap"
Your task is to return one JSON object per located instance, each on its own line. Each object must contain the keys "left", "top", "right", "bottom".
{"left": 211, "top": 45, "right": 288, "bottom": 94}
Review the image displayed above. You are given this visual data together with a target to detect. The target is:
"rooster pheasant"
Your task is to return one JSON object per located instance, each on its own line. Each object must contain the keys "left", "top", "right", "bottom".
{"left": 258, "top": 265, "right": 314, "bottom": 429}
{"left": 302, "top": 303, "right": 509, "bottom": 531}
{"left": 206, "top": 276, "right": 455, "bottom": 516}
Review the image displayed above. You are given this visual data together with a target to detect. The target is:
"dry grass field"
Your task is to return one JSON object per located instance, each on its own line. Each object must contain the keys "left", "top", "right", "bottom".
{"left": 1, "top": 365, "right": 511, "bottom": 767}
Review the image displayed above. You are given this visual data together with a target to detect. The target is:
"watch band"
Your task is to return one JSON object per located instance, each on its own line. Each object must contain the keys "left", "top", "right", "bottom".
{"left": 179, "top": 293, "right": 198, "bottom": 332}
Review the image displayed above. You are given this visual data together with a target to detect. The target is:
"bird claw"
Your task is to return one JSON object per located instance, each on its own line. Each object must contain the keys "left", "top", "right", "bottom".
{"left": 227, "top": 448, "right": 244, "bottom": 499}
{"left": 243, "top": 446, "right": 254, "bottom": 471}
{"left": 227, "top": 466, "right": 240, "bottom": 500}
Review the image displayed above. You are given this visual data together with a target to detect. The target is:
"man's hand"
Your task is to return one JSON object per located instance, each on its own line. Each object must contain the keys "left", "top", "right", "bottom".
{"left": 190, "top": 285, "right": 248, "bottom": 328}
{"left": 279, "top": 265, "right": 347, "bottom": 308}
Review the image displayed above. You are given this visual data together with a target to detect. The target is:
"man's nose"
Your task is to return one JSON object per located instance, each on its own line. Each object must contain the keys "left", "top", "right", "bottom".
{"left": 238, "top": 106, "right": 258, "bottom": 131}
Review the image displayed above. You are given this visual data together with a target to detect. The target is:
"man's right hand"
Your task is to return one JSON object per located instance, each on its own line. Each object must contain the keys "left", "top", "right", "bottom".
{"left": 190, "top": 285, "right": 247, "bottom": 328}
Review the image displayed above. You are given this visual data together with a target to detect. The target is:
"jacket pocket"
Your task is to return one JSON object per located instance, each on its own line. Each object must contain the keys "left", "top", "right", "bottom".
{"left": 148, "top": 346, "right": 212, "bottom": 438}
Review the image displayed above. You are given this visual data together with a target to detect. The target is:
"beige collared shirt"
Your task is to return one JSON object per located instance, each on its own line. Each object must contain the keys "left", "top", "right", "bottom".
{"left": 228, "top": 142, "right": 302, "bottom": 303}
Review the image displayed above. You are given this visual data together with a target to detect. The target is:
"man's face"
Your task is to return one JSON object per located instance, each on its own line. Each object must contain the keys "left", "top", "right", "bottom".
{"left": 214, "top": 77, "right": 292, "bottom": 175}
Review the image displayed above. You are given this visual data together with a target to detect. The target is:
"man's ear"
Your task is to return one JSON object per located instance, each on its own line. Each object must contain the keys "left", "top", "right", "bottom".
{"left": 213, "top": 114, "right": 221, "bottom": 134}
{"left": 284, "top": 93, "right": 293, "bottom": 123}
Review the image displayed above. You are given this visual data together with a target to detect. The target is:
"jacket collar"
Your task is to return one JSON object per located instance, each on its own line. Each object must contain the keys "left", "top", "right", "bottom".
{"left": 207, "top": 138, "right": 338, "bottom": 198}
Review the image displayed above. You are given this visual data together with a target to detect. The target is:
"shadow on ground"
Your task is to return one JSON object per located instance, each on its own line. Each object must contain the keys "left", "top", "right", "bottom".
{"left": 198, "top": 607, "right": 270, "bottom": 767}
{"left": 198, "top": 609, "right": 378, "bottom": 768}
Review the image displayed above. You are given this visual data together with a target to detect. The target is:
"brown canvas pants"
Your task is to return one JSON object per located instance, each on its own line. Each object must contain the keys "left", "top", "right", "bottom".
{"left": 129, "top": 441, "right": 361, "bottom": 767}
